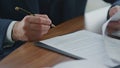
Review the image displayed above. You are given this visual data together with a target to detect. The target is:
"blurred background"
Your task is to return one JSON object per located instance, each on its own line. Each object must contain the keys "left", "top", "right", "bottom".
{"left": 85, "top": 0, "right": 111, "bottom": 33}
{"left": 86, "top": 0, "right": 110, "bottom": 12}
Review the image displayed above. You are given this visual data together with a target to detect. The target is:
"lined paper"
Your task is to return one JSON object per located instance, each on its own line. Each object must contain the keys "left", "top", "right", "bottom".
{"left": 40, "top": 30, "right": 118, "bottom": 67}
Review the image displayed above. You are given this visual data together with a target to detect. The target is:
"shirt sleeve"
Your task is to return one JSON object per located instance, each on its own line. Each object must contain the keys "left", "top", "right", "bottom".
{"left": 6, "top": 21, "right": 17, "bottom": 43}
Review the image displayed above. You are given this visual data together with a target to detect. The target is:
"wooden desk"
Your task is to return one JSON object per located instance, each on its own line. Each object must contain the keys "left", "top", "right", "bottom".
{"left": 0, "top": 16, "right": 84, "bottom": 68}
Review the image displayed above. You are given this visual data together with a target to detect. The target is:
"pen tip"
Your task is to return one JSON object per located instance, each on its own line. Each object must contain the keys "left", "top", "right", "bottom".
{"left": 51, "top": 24, "right": 56, "bottom": 28}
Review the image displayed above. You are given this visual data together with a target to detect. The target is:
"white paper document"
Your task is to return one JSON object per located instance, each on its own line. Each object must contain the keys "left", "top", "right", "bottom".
{"left": 53, "top": 60, "right": 108, "bottom": 68}
{"left": 40, "top": 30, "right": 118, "bottom": 67}
{"left": 36, "top": 11, "right": 120, "bottom": 67}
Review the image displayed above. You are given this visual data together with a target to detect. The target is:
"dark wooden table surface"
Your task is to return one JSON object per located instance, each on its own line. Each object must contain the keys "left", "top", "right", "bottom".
{"left": 0, "top": 16, "right": 84, "bottom": 68}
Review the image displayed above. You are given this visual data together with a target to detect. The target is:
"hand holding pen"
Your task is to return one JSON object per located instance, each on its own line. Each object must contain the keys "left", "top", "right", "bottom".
{"left": 12, "top": 7, "right": 53, "bottom": 42}
{"left": 15, "top": 7, "right": 56, "bottom": 28}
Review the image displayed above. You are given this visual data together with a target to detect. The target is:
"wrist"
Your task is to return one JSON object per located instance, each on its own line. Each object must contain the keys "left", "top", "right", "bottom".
{"left": 12, "top": 21, "right": 20, "bottom": 41}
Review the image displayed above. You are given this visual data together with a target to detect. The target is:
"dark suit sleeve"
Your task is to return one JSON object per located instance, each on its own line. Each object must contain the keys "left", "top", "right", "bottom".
{"left": 104, "top": 0, "right": 120, "bottom": 6}
{"left": 48, "top": 0, "right": 87, "bottom": 25}
{"left": 0, "top": 19, "right": 25, "bottom": 60}
{"left": 103, "top": 0, "right": 116, "bottom": 4}
{"left": 0, "top": 19, "right": 12, "bottom": 53}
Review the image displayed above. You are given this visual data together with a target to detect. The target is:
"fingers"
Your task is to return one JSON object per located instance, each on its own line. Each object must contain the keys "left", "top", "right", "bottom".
{"left": 23, "top": 15, "right": 51, "bottom": 25}
{"left": 13, "top": 14, "right": 52, "bottom": 42}
{"left": 24, "top": 25, "right": 50, "bottom": 42}
{"left": 108, "top": 6, "right": 120, "bottom": 35}
{"left": 29, "top": 23, "right": 50, "bottom": 31}
{"left": 109, "top": 5, "right": 120, "bottom": 17}
{"left": 108, "top": 21, "right": 120, "bottom": 30}
{"left": 107, "top": 21, "right": 120, "bottom": 34}
{"left": 34, "top": 14, "right": 49, "bottom": 18}
{"left": 24, "top": 14, "right": 51, "bottom": 34}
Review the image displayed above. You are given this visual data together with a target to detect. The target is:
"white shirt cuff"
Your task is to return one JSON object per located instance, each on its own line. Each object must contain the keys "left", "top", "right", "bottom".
{"left": 6, "top": 21, "right": 17, "bottom": 42}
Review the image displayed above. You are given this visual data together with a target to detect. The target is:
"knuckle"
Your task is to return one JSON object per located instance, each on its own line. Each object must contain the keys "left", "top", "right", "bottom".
{"left": 48, "top": 19, "right": 52, "bottom": 24}
{"left": 24, "top": 16, "right": 31, "bottom": 21}
{"left": 43, "top": 14, "right": 48, "bottom": 17}
{"left": 38, "top": 17, "right": 43, "bottom": 23}
{"left": 25, "top": 15, "right": 31, "bottom": 19}
{"left": 45, "top": 18, "right": 52, "bottom": 25}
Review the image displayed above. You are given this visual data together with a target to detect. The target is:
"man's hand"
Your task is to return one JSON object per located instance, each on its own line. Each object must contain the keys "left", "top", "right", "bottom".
{"left": 109, "top": 5, "right": 120, "bottom": 17}
{"left": 107, "top": 21, "right": 120, "bottom": 34}
{"left": 12, "top": 14, "right": 51, "bottom": 42}
{"left": 107, "top": 6, "right": 120, "bottom": 34}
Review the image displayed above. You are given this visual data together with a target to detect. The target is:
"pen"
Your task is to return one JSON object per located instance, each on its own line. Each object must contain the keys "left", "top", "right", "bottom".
{"left": 15, "top": 6, "right": 56, "bottom": 28}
